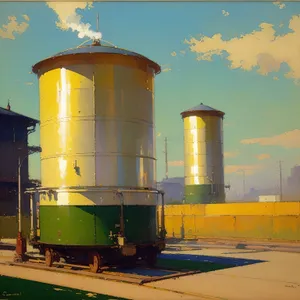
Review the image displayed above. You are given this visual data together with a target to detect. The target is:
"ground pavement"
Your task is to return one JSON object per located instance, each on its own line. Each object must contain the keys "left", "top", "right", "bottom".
{"left": 1, "top": 239, "right": 300, "bottom": 299}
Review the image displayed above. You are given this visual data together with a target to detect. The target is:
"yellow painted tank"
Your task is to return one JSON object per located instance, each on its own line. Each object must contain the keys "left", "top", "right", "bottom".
{"left": 32, "top": 42, "right": 162, "bottom": 248}
{"left": 181, "top": 103, "right": 225, "bottom": 204}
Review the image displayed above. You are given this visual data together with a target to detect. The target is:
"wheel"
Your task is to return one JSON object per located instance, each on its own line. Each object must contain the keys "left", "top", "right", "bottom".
{"left": 145, "top": 248, "right": 158, "bottom": 267}
{"left": 89, "top": 251, "right": 102, "bottom": 273}
{"left": 45, "top": 248, "right": 54, "bottom": 267}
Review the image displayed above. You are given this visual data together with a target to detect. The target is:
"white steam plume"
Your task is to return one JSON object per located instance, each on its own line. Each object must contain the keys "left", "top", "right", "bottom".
{"left": 46, "top": 2, "right": 102, "bottom": 40}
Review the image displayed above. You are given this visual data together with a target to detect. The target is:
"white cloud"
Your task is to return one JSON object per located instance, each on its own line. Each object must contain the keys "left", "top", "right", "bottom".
{"left": 180, "top": 50, "right": 186, "bottom": 55}
{"left": 46, "top": 2, "right": 101, "bottom": 40}
{"left": 25, "top": 82, "right": 33, "bottom": 86}
{"left": 185, "top": 15, "right": 300, "bottom": 84}
{"left": 225, "top": 164, "right": 263, "bottom": 175}
{"left": 256, "top": 153, "right": 271, "bottom": 160}
{"left": 224, "top": 151, "right": 239, "bottom": 158}
{"left": 240, "top": 129, "right": 300, "bottom": 149}
{"left": 222, "top": 10, "right": 230, "bottom": 17}
{"left": 22, "top": 14, "right": 30, "bottom": 22}
{"left": 169, "top": 160, "right": 184, "bottom": 167}
{"left": 273, "top": 2, "right": 286, "bottom": 10}
{"left": 171, "top": 51, "right": 177, "bottom": 57}
{"left": 162, "top": 67, "right": 172, "bottom": 72}
{"left": 0, "top": 16, "right": 29, "bottom": 40}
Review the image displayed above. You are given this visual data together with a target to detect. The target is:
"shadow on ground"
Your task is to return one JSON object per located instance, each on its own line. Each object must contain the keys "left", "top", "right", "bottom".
{"left": 0, "top": 243, "right": 15, "bottom": 251}
{"left": 156, "top": 253, "right": 266, "bottom": 272}
{"left": 109, "top": 252, "right": 266, "bottom": 277}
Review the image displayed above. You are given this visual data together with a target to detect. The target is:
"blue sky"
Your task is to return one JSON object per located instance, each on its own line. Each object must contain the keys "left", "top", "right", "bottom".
{"left": 0, "top": 1, "right": 299, "bottom": 195}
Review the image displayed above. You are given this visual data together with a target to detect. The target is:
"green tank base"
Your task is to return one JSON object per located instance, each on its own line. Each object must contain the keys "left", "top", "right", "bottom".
{"left": 31, "top": 239, "right": 165, "bottom": 273}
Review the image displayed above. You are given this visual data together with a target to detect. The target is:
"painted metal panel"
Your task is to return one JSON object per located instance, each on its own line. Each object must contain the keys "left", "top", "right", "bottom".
{"left": 94, "top": 64, "right": 155, "bottom": 188}
{"left": 234, "top": 216, "right": 273, "bottom": 239}
{"left": 37, "top": 56, "right": 157, "bottom": 194}
{"left": 183, "top": 215, "right": 196, "bottom": 238}
{"left": 41, "top": 157, "right": 96, "bottom": 188}
{"left": 274, "top": 202, "right": 300, "bottom": 216}
{"left": 272, "top": 216, "right": 300, "bottom": 241}
{"left": 182, "top": 112, "right": 225, "bottom": 203}
{"left": 203, "top": 216, "right": 236, "bottom": 238}
{"left": 205, "top": 203, "right": 276, "bottom": 216}
{"left": 183, "top": 115, "right": 224, "bottom": 186}
{"left": 39, "top": 190, "right": 157, "bottom": 206}
{"left": 162, "top": 203, "right": 300, "bottom": 217}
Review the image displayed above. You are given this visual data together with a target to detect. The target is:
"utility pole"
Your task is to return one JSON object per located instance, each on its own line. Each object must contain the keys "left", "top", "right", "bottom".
{"left": 279, "top": 160, "right": 283, "bottom": 201}
{"left": 18, "top": 156, "right": 22, "bottom": 234}
{"left": 164, "top": 137, "right": 168, "bottom": 180}
{"left": 237, "top": 169, "right": 246, "bottom": 198}
{"left": 242, "top": 170, "right": 246, "bottom": 198}
{"left": 15, "top": 146, "right": 42, "bottom": 262}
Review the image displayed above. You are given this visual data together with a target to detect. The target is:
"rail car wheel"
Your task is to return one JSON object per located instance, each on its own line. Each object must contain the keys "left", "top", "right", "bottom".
{"left": 45, "top": 248, "right": 54, "bottom": 267}
{"left": 145, "top": 248, "right": 158, "bottom": 267}
{"left": 89, "top": 251, "right": 102, "bottom": 273}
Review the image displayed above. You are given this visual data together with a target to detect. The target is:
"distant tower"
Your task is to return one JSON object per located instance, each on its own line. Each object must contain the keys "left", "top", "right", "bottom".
{"left": 6, "top": 100, "right": 11, "bottom": 111}
{"left": 181, "top": 103, "right": 225, "bottom": 204}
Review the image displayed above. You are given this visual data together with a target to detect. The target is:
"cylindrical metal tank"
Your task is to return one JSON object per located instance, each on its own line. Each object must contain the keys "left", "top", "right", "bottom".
{"left": 32, "top": 43, "right": 161, "bottom": 246}
{"left": 181, "top": 103, "right": 225, "bottom": 204}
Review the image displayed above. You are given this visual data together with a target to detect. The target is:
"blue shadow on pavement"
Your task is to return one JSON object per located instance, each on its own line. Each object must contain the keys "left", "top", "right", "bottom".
{"left": 158, "top": 253, "right": 265, "bottom": 267}
{"left": 111, "top": 268, "right": 176, "bottom": 277}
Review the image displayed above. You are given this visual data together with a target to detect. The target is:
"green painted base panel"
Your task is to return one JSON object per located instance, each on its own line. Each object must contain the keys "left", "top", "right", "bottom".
{"left": 0, "top": 275, "right": 127, "bottom": 300}
{"left": 184, "top": 184, "right": 225, "bottom": 204}
{"left": 39, "top": 205, "right": 157, "bottom": 246}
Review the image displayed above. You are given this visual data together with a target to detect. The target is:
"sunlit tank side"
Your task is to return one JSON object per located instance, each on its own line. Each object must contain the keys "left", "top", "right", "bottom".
{"left": 32, "top": 44, "right": 161, "bottom": 246}
{"left": 181, "top": 103, "right": 225, "bottom": 204}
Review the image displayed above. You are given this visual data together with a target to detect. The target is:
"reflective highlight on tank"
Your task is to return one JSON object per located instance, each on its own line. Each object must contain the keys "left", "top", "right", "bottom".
{"left": 38, "top": 56, "right": 158, "bottom": 192}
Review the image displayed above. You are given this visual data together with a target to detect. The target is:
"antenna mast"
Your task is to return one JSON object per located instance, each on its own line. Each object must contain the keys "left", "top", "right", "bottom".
{"left": 164, "top": 137, "right": 168, "bottom": 180}
{"left": 279, "top": 160, "right": 283, "bottom": 201}
{"left": 96, "top": 13, "right": 99, "bottom": 33}
{"left": 92, "top": 13, "right": 101, "bottom": 46}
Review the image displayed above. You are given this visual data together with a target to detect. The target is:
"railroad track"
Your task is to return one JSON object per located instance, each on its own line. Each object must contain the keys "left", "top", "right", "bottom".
{"left": 0, "top": 257, "right": 225, "bottom": 299}
{"left": 0, "top": 256, "right": 201, "bottom": 285}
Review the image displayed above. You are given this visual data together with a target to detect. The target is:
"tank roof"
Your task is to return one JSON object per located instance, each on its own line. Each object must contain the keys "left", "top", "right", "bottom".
{"left": 0, "top": 107, "right": 39, "bottom": 125}
{"left": 181, "top": 103, "right": 225, "bottom": 118}
{"left": 32, "top": 44, "right": 161, "bottom": 74}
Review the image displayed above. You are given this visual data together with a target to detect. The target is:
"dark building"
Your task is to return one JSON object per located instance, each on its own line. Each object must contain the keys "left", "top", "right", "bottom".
{"left": 286, "top": 165, "right": 300, "bottom": 201}
{"left": 0, "top": 103, "right": 39, "bottom": 216}
{"left": 157, "top": 177, "right": 184, "bottom": 204}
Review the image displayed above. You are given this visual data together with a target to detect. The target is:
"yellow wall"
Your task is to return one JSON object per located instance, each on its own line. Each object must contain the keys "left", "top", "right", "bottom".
{"left": 2, "top": 202, "right": 300, "bottom": 241}
{"left": 159, "top": 202, "right": 300, "bottom": 242}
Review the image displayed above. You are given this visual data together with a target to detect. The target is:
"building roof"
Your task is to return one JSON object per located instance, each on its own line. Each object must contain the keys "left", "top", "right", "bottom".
{"left": 0, "top": 107, "right": 39, "bottom": 125}
{"left": 32, "top": 43, "right": 161, "bottom": 75}
{"left": 181, "top": 103, "right": 225, "bottom": 118}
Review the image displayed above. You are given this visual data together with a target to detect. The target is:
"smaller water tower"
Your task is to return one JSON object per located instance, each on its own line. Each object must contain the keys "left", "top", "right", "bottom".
{"left": 181, "top": 103, "right": 225, "bottom": 204}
